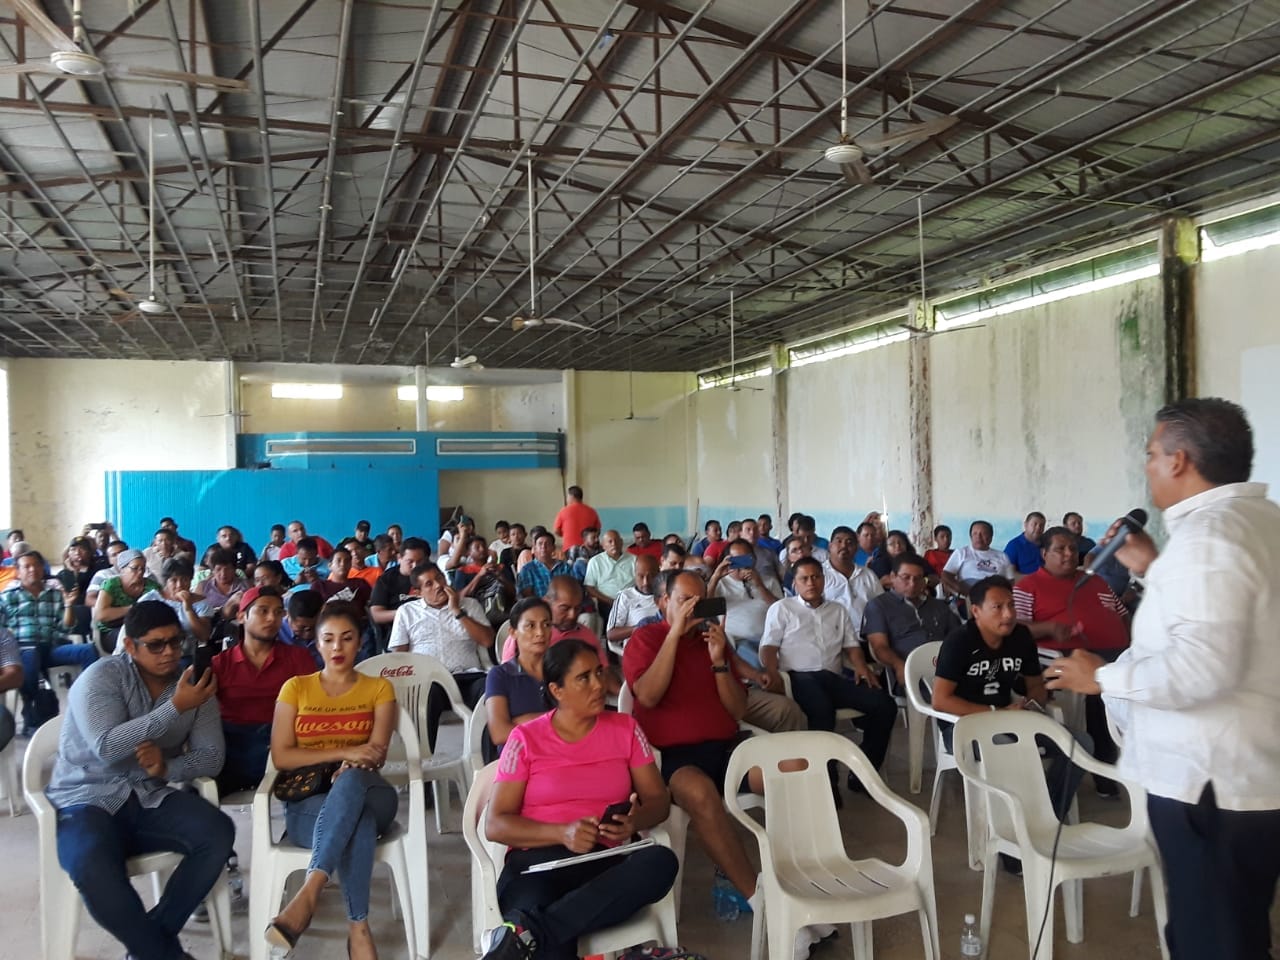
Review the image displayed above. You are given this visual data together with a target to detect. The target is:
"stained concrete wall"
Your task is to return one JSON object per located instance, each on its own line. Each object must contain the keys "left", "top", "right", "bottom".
{"left": 8, "top": 358, "right": 233, "bottom": 552}
{"left": 691, "top": 379, "right": 779, "bottom": 531}
{"left": 929, "top": 276, "right": 1165, "bottom": 546}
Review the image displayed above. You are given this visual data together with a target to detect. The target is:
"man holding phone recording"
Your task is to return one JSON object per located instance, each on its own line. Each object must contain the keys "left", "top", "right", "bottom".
{"left": 45, "top": 600, "right": 233, "bottom": 960}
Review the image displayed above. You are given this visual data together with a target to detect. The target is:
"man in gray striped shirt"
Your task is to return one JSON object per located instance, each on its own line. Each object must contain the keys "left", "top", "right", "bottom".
{"left": 45, "top": 601, "right": 232, "bottom": 960}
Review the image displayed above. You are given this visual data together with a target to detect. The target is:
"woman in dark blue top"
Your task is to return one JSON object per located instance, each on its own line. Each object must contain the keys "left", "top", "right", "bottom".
{"left": 483, "top": 597, "right": 552, "bottom": 761}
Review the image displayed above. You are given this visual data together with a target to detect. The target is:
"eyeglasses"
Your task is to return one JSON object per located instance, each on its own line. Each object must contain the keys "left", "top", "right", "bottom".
{"left": 135, "top": 637, "right": 185, "bottom": 654}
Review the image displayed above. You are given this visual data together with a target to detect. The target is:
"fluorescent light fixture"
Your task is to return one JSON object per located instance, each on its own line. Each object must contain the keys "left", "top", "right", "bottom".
{"left": 936, "top": 264, "right": 1160, "bottom": 330}
{"left": 1201, "top": 228, "right": 1280, "bottom": 262}
{"left": 271, "top": 382, "right": 343, "bottom": 400}
{"left": 397, "top": 385, "right": 464, "bottom": 402}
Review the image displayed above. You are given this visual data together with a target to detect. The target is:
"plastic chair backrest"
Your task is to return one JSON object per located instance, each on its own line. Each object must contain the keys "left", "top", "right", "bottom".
{"left": 617, "top": 681, "right": 635, "bottom": 715}
{"left": 22, "top": 715, "right": 63, "bottom": 797}
{"left": 952, "top": 710, "right": 1075, "bottom": 846}
{"left": 462, "top": 761, "right": 506, "bottom": 874}
{"left": 495, "top": 622, "right": 511, "bottom": 654}
{"left": 467, "top": 694, "right": 489, "bottom": 776}
{"left": 358, "top": 653, "right": 467, "bottom": 761}
{"left": 904, "top": 641, "right": 953, "bottom": 723}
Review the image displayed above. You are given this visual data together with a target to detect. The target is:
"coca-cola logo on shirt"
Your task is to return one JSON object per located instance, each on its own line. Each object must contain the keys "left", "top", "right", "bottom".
{"left": 380, "top": 665, "right": 415, "bottom": 678}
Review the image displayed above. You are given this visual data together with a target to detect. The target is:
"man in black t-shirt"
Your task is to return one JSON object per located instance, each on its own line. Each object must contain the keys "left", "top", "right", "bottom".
{"left": 932, "top": 576, "right": 1091, "bottom": 871}
{"left": 368, "top": 536, "right": 430, "bottom": 653}
{"left": 497, "top": 523, "right": 528, "bottom": 580}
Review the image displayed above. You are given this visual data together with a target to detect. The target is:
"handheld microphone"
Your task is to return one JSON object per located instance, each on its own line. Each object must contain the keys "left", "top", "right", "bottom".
{"left": 1079, "top": 508, "right": 1148, "bottom": 582}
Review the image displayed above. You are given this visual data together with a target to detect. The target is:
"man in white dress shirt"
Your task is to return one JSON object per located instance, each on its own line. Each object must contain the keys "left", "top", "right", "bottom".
{"left": 822, "top": 526, "right": 884, "bottom": 629}
{"left": 388, "top": 562, "right": 494, "bottom": 750}
{"left": 1049, "top": 398, "right": 1280, "bottom": 960}
{"left": 760, "top": 557, "right": 897, "bottom": 795}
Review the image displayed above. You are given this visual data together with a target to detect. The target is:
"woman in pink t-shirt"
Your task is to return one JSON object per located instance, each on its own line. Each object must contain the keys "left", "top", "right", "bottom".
{"left": 480, "top": 638, "right": 691, "bottom": 960}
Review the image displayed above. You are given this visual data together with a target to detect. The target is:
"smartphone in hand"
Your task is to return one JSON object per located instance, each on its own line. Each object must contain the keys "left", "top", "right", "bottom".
{"left": 190, "top": 643, "right": 214, "bottom": 684}
{"left": 601, "top": 800, "right": 632, "bottom": 825}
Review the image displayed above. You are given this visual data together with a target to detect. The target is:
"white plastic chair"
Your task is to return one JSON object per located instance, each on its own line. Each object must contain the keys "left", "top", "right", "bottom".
{"left": 903, "top": 641, "right": 984, "bottom": 870}
{"left": 357, "top": 652, "right": 472, "bottom": 831}
{"left": 22, "top": 716, "right": 234, "bottom": 960}
{"left": 495, "top": 621, "right": 512, "bottom": 657}
{"left": 247, "top": 705, "right": 428, "bottom": 960}
{"left": 464, "top": 760, "right": 679, "bottom": 956}
{"left": 952, "top": 711, "right": 1168, "bottom": 960}
{"left": 724, "top": 731, "right": 939, "bottom": 960}
{"left": 466, "top": 693, "right": 489, "bottom": 784}
{"left": 1035, "top": 647, "right": 1085, "bottom": 731}
{"left": 0, "top": 688, "right": 22, "bottom": 815}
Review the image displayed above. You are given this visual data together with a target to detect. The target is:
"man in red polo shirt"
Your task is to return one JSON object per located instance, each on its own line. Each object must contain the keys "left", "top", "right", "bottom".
{"left": 553, "top": 484, "right": 601, "bottom": 551}
{"left": 211, "top": 585, "right": 315, "bottom": 796}
{"left": 627, "top": 522, "right": 664, "bottom": 559}
{"left": 1013, "top": 525, "right": 1129, "bottom": 795}
{"left": 623, "top": 570, "right": 761, "bottom": 919}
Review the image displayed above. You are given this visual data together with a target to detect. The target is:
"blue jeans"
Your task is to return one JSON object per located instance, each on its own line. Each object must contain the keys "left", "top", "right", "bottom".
{"left": 217, "top": 722, "right": 272, "bottom": 796}
{"left": 284, "top": 767, "right": 398, "bottom": 921}
{"left": 55, "top": 790, "right": 235, "bottom": 960}
{"left": 19, "top": 642, "right": 99, "bottom": 729}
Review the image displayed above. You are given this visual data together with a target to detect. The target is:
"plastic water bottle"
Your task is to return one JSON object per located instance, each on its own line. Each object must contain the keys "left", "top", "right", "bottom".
{"left": 960, "top": 913, "right": 982, "bottom": 957}
{"left": 712, "top": 870, "right": 740, "bottom": 922}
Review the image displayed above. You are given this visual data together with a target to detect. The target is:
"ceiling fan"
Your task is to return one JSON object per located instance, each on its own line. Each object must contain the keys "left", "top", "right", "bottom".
{"left": 112, "top": 112, "right": 183, "bottom": 321}
{"left": 481, "top": 156, "right": 593, "bottom": 333}
{"left": 450, "top": 354, "right": 484, "bottom": 370}
{"left": 713, "top": 0, "right": 956, "bottom": 185}
{"left": 0, "top": 0, "right": 245, "bottom": 90}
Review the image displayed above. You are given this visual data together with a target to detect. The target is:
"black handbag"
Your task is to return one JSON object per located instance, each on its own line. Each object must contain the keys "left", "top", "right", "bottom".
{"left": 272, "top": 762, "right": 340, "bottom": 802}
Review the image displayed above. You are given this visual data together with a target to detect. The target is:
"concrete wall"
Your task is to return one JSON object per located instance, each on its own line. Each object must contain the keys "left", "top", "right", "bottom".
{"left": 691, "top": 379, "right": 779, "bottom": 531}
{"left": 8, "top": 358, "right": 234, "bottom": 552}
{"left": 929, "top": 276, "right": 1165, "bottom": 545}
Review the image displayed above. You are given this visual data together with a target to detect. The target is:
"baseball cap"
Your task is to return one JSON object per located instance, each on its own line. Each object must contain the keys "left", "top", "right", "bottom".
{"left": 238, "top": 585, "right": 282, "bottom": 614}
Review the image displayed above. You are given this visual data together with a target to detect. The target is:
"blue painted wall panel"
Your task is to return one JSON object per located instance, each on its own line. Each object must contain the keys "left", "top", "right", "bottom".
{"left": 105, "top": 468, "right": 439, "bottom": 555}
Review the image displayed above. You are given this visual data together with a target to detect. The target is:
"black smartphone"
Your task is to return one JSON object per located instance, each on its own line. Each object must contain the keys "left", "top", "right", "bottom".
{"left": 601, "top": 800, "right": 631, "bottom": 825}
{"left": 691, "top": 597, "right": 726, "bottom": 620}
{"left": 190, "top": 643, "right": 214, "bottom": 684}
{"left": 728, "top": 555, "right": 754, "bottom": 570}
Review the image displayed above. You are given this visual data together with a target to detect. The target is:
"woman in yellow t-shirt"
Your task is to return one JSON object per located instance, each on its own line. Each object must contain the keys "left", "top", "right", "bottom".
{"left": 264, "top": 602, "right": 397, "bottom": 960}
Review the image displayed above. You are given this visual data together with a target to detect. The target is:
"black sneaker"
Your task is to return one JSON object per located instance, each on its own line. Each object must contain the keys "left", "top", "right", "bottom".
{"left": 482, "top": 922, "right": 537, "bottom": 959}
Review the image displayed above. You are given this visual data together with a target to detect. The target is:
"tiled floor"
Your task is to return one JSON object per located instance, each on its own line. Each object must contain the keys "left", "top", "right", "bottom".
{"left": 2, "top": 720, "right": 1275, "bottom": 960}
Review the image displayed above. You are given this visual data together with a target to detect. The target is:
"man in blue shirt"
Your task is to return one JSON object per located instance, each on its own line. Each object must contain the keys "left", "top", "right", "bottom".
{"left": 1004, "top": 511, "right": 1047, "bottom": 576}
{"left": 756, "top": 513, "right": 782, "bottom": 553}
{"left": 515, "top": 531, "right": 572, "bottom": 598}
{"left": 46, "top": 600, "right": 232, "bottom": 960}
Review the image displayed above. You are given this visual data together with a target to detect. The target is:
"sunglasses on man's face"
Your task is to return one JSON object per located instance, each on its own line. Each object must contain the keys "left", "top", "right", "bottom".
{"left": 136, "top": 637, "right": 184, "bottom": 654}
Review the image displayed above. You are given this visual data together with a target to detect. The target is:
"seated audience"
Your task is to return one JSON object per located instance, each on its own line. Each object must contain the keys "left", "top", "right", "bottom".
{"left": 516, "top": 532, "right": 572, "bottom": 599}
{"left": 282, "top": 589, "right": 324, "bottom": 666}
{"left": 0, "top": 626, "right": 19, "bottom": 751}
{"left": 923, "top": 524, "right": 953, "bottom": 577}
{"left": 605, "top": 554, "right": 659, "bottom": 649}
{"left": 483, "top": 598, "right": 553, "bottom": 761}
{"left": 853, "top": 520, "right": 882, "bottom": 567}
{"left": 738, "top": 518, "right": 783, "bottom": 587}
{"left": 281, "top": 537, "right": 330, "bottom": 586}
{"left": 622, "top": 570, "right": 764, "bottom": 920}
{"left": 312, "top": 546, "right": 372, "bottom": 618}
{"left": 368, "top": 537, "right": 430, "bottom": 654}
{"left": 709, "top": 538, "right": 779, "bottom": 669}
{"left": 1062, "top": 511, "right": 1097, "bottom": 563}
{"left": 57, "top": 536, "right": 99, "bottom": 636}
{"left": 216, "top": 525, "right": 257, "bottom": 572}
{"left": 265, "top": 602, "right": 397, "bottom": 960}
{"left": 703, "top": 520, "right": 741, "bottom": 567}
{"left": 353, "top": 535, "right": 395, "bottom": 586}
{"left": 259, "top": 524, "right": 287, "bottom": 563}
{"left": 1004, "top": 511, "right": 1047, "bottom": 576}
{"left": 691, "top": 520, "right": 722, "bottom": 558}
{"left": 196, "top": 547, "right": 250, "bottom": 617}
{"left": 386, "top": 524, "right": 404, "bottom": 551}
{"left": 143, "top": 528, "right": 180, "bottom": 583}
{"left": 440, "top": 515, "right": 478, "bottom": 575}
{"left": 94, "top": 549, "right": 161, "bottom": 654}
{"left": 457, "top": 542, "right": 516, "bottom": 627}
{"left": 1013, "top": 526, "right": 1128, "bottom": 794}
{"left": 759, "top": 557, "right": 898, "bottom": 800}
{"left": 85, "top": 539, "right": 129, "bottom": 607}
{"left": 45, "top": 601, "right": 233, "bottom": 960}
{"left": 863, "top": 554, "right": 959, "bottom": 688}
{"left": 822, "top": 525, "right": 884, "bottom": 628}
{"left": 627, "top": 522, "right": 663, "bottom": 559}
{"left": 352, "top": 519, "right": 372, "bottom": 546}
{"left": 755, "top": 514, "right": 781, "bottom": 553}
{"left": 489, "top": 521, "right": 512, "bottom": 563}
{"left": 779, "top": 515, "right": 828, "bottom": 564}
{"left": 482, "top": 637, "right": 682, "bottom": 960}
{"left": 565, "top": 526, "right": 602, "bottom": 580}
{"left": 659, "top": 542, "right": 687, "bottom": 572}
{"left": 278, "top": 521, "right": 335, "bottom": 561}
{"left": 388, "top": 563, "right": 492, "bottom": 750}
{"left": 498, "top": 524, "right": 529, "bottom": 581}
{"left": 932, "top": 576, "right": 1092, "bottom": 869}
{"left": 213, "top": 585, "right": 315, "bottom": 796}
{"left": 254, "top": 559, "right": 292, "bottom": 592}
{"left": 140, "top": 557, "right": 213, "bottom": 654}
{"left": 869, "top": 529, "right": 933, "bottom": 586}
{"left": 503, "top": 576, "right": 608, "bottom": 664}
{"left": 3, "top": 551, "right": 97, "bottom": 733}
{"left": 158, "top": 517, "right": 197, "bottom": 559}
{"left": 940, "top": 520, "right": 1015, "bottom": 597}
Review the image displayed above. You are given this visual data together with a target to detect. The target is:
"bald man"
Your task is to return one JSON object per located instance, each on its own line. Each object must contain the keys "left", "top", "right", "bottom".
{"left": 606, "top": 554, "right": 661, "bottom": 648}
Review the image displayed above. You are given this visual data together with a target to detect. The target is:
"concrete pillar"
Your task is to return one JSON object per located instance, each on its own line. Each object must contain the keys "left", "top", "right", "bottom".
{"left": 562, "top": 369, "right": 578, "bottom": 484}
{"left": 414, "top": 364, "right": 429, "bottom": 431}
{"left": 906, "top": 300, "right": 935, "bottom": 548}
{"left": 1161, "top": 215, "right": 1199, "bottom": 402}
{"left": 768, "top": 342, "right": 789, "bottom": 519}
{"left": 222, "top": 360, "right": 239, "bottom": 468}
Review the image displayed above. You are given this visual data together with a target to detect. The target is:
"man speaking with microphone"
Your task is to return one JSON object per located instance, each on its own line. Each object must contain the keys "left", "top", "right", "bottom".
{"left": 1048, "top": 398, "right": 1280, "bottom": 959}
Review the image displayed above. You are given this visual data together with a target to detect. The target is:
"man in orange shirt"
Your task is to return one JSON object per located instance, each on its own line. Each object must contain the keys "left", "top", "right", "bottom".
{"left": 553, "top": 485, "right": 601, "bottom": 550}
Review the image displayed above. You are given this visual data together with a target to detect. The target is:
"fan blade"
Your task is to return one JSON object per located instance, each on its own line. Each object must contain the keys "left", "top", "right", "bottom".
{"left": 840, "top": 161, "right": 872, "bottom": 186}
{"left": 481, "top": 315, "right": 503, "bottom": 324}
{"left": 511, "top": 317, "right": 529, "bottom": 332}
{"left": 117, "top": 64, "right": 248, "bottom": 91}
{"left": 114, "top": 310, "right": 141, "bottom": 323}
{"left": 0, "top": 61, "right": 53, "bottom": 77}
{"left": 856, "top": 116, "right": 958, "bottom": 152}
{"left": 2, "top": 1, "right": 79, "bottom": 53}
{"left": 545, "top": 318, "right": 594, "bottom": 332}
